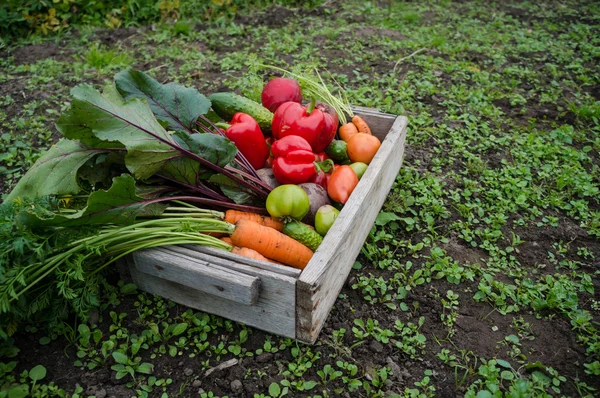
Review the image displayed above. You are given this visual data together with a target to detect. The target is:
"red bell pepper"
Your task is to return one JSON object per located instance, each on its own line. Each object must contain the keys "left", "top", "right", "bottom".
{"left": 219, "top": 113, "right": 269, "bottom": 170}
{"left": 272, "top": 100, "right": 337, "bottom": 153}
{"left": 271, "top": 135, "right": 316, "bottom": 184}
{"left": 315, "top": 101, "right": 339, "bottom": 148}
{"left": 310, "top": 169, "right": 331, "bottom": 190}
{"left": 264, "top": 137, "right": 275, "bottom": 168}
{"left": 314, "top": 152, "right": 330, "bottom": 162}
{"left": 309, "top": 158, "right": 337, "bottom": 190}
{"left": 271, "top": 136, "right": 334, "bottom": 185}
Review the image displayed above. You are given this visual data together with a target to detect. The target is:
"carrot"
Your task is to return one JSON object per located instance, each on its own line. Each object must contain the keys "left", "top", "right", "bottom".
{"left": 225, "top": 210, "right": 284, "bottom": 231}
{"left": 222, "top": 237, "right": 281, "bottom": 264}
{"left": 352, "top": 115, "right": 372, "bottom": 135}
{"left": 230, "top": 219, "right": 313, "bottom": 270}
{"left": 339, "top": 122, "right": 359, "bottom": 142}
{"left": 231, "top": 246, "right": 280, "bottom": 264}
{"left": 220, "top": 237, "right": 233, "bottom": 245}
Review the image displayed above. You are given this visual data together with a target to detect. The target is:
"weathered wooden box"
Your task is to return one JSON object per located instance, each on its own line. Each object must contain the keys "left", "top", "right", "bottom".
{"left": 126, "top": 108, "right": 407, "bottom": 344}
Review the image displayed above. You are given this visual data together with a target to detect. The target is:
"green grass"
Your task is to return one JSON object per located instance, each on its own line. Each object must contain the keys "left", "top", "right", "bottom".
{"left": 84, "top": 43, "right": 134, "bottom": 71}
{"left": 0, "top": 0, "right": 599, "bottom": 396}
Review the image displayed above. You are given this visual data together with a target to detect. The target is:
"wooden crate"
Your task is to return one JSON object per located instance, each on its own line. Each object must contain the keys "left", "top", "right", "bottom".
{"left": 126, "top": 108, "right": 407, "bottom": 344}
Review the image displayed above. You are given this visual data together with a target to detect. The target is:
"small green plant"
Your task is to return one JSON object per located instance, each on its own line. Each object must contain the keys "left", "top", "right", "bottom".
{"left": 111, "top": 350, "right": 153, "bottom": 380}
{"left": 317, "top": 364, "right": 342, "bottom": 383}
{"left": 266, "top": 381, "right": 289, "bottom": 398}
{"left": 0, "top": 363, "right": 65, "bottom": 397}
{"left": 441, "top": 290, "right": 460, "bottom": 336}
{"left": 73, "top": 323, "right": 114, "bottom": 369}
{"left": 281, "top": 346, "right": 321, "bottom": 379}
{"left": 394, "top": 317, "right": 427, "bottom": 359}
{"left": 172, "top": 20, "right": 192, "bottom": 36}
{"left": 336, "top": 361, "right": 362, "bottom": 392}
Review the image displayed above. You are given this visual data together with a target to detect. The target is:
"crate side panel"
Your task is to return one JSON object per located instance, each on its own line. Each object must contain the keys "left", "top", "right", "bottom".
{"left": 132, "top": 247, "right": 260, "bottom": 305}
{"left": 296, "top": 116, "right": 408, "bottom": 344}
{"left": 129, "top": 251, "right": 297, "bottom": 338}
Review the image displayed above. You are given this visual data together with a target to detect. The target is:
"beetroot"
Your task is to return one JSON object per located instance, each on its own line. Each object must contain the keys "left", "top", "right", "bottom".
{"left": 261, "top": 77, "right": 302, "bottom": 112}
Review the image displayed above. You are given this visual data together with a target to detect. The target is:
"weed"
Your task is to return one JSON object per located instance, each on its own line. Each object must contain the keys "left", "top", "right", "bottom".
{"left": 85, "top": 43, "right": 133, "bottom": 71}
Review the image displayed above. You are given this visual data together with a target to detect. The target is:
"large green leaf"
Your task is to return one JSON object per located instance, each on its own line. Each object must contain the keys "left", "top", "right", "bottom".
{"left": 208, "top": 174, "right": 254, "bottom": 204}
{"left": 159, "top": 157, "right": 204, "bottom": 186}
{"left": 56, "top": 84, "right": 179, "bottom": 180}
{"left": 4, "top": 140, "right": 106, "bottom": 202}
{"left": 134, "top": 182, "right": 174, "bottom": 199}
{"left": 115, "top": 69, "right": 211, "bottom": 133}
{"left": 19, "top": 175, "right": 167, "bottom": 226}
{"left": 175, "top": 132, "right": 237, "bottom": 166}
{"left": 159, "top": 132, "right": 238, "bottom": 184}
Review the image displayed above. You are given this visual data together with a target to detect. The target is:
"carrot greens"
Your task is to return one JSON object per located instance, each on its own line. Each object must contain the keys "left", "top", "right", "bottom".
{"left": 0, "top": 196, "right": 234, "bottom": 331}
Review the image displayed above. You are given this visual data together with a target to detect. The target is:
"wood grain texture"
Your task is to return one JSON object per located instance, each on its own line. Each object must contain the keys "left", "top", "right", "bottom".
{"left": 296, "top": 114, "right": 408, "bottom": 344}
{"left": 129, "top": 246, "right": 297, "bottom": 338}
{"left": 132, "top": 247, "right": 260, "bottom": 305}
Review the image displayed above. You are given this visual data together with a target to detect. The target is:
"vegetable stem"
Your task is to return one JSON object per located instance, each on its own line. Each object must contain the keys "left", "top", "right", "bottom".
{"left": 306, "top": 98, "right": 317, "bottom": 114}
{"left": 215, "top": 122, "right": 231, "bottom": 129}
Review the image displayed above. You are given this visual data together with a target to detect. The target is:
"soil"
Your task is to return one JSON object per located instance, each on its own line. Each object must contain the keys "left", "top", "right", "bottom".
{"left": 3, "top": 1, "right": 600, "bottom": 397}
{"left": 9, "top": 43, "right": 74, "bottom": 65}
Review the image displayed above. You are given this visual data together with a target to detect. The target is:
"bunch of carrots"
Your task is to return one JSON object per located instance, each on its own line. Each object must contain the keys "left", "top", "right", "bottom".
{"left": 214, "top": 210, "right": 312, "bottom": 270}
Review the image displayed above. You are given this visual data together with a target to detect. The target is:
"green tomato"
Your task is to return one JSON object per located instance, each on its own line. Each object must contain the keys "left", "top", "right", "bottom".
{"left": 349, "top": 162, "right": 368, "bottom": 179}
{"left": 266, "top": 184, "right": 310, "bottom": 220}
{"left": 315, "top": 205, "right": 340, "bottom": 236}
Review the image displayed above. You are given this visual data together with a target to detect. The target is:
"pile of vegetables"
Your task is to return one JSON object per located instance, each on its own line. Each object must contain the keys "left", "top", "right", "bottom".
{"left": 209, "top": 68, "right": 380, "bottom": 267}
{"left": 0, "top": 67, "right": 380, "bottom": 333}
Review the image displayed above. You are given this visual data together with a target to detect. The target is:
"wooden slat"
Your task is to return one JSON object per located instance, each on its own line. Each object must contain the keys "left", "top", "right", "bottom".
{"left": 129, "top": 246, "right": 297, "bottom": 338}
{"left": 132, "top": 247, "right": 260, "bottom": 305}
{"left": 182, "top": 245, "right": 301, "bottom": 278}
{"left": 296, "top": 115, "right": 408, "bottom": 344}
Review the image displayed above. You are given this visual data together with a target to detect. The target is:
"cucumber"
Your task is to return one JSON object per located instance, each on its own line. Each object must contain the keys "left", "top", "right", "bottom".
{"left": 283, "top": 221, "right": 323, "bottom": 252}
{"left": 209, "top": 92, "right": 273, "bottom": 133}
{"left": 325, "top": 140, "right": 350, "bottom": 162}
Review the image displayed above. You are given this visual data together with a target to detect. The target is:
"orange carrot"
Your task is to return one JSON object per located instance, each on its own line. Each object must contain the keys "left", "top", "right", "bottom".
{"left": 352, "top": 115, "right": 372, "bottom": 135}
{"left": 221, "top": 237, "right": 281, "bottom": 264}
{"left": 220, "top": 237, "right": 233, "bottom": 245}
{"left": 230, "top": 219, "right": 313, "bottom": 270}
{"left": 225, "top": 210, "right": 284, "bottom": 231}
{"left": 339, "top": 122, "right": 359, "bottom": 142}
{"left": 231, "top": 247, "right": 279, "bottom": 264}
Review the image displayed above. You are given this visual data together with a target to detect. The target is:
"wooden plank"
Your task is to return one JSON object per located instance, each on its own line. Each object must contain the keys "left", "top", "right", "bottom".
{"left": 128, "top": 246, "right": 297, "bottom": 338}
{"left": 351, "top": 106, "right": 397, "bottom": 141}
{"left": 132, "top": 247, "right": 260, "bottom": 305}
{"left": 296, "top": 115, "right": 408, "bottom": 344}
{"left": 182, "top": 245, "right": 301, "bottom": 278}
